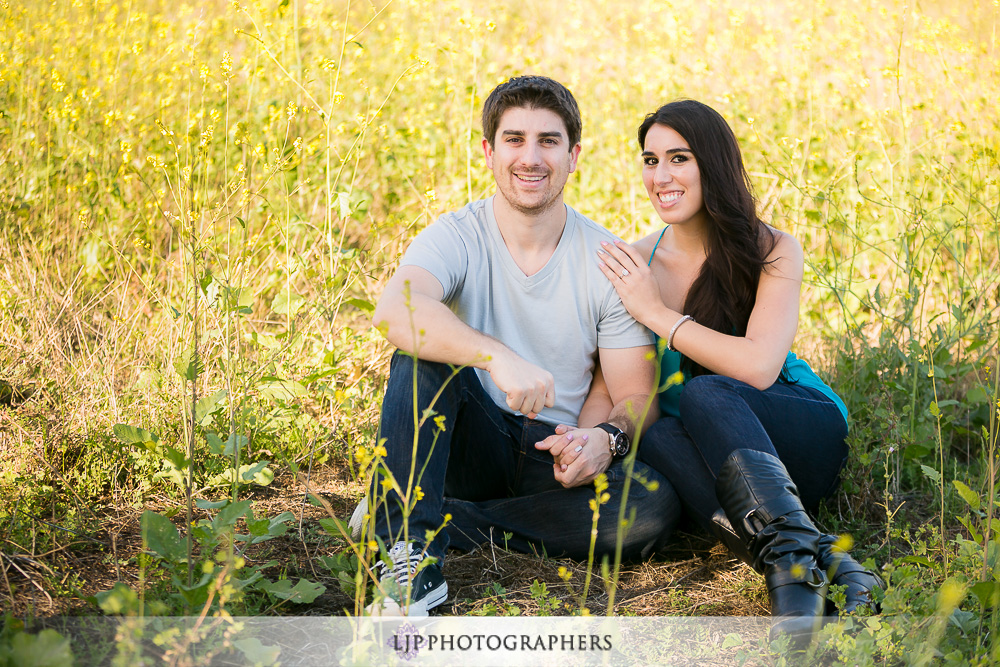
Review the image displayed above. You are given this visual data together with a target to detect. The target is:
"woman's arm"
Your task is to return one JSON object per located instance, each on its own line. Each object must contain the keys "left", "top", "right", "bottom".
{"left": 598, "top": 232, "right": 804, "bottom": 390}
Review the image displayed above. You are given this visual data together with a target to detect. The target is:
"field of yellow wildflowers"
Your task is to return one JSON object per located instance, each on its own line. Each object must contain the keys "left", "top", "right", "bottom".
{"left": 1, "top": 0, "right": 998, "bottom": 661}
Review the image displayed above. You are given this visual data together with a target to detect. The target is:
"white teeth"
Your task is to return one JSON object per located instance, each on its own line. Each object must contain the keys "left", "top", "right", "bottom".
{"left": 518, "top": 174, "right": 545, "bottom": 182}
{"left": 658, "top": 192, "right": 681, "bottom": 203}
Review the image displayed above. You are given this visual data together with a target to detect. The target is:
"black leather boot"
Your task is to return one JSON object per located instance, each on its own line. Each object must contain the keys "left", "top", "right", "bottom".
{"left": 715, "top": 449, "right": 827, "bottom": 644}
{"left": 712, "top": 510, "right": 885, "bottom": 616}
{"left": 815, "top": 533, "right": 885, "bottom": 614}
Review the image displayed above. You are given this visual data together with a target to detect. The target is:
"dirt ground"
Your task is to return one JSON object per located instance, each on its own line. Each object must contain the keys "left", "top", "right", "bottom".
{"left": 1, "top": 462, "right": 768, "bottom": 620}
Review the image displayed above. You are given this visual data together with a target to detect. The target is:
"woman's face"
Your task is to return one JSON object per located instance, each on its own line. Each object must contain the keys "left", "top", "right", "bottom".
{"left": 641, "top": 124, "right": 706, "bottom": 227}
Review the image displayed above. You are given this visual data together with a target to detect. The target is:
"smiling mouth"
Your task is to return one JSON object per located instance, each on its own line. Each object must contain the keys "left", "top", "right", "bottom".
{"left": 516, "top": 173, "right": 547, "bottom": 183}
{"left": 657, "top": 192, "right": 682, "bottom": 203}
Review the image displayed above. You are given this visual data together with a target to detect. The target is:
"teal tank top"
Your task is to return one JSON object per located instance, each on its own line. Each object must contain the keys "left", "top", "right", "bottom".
{"left": 646, "top": 227, "right": 849, "bottom": 427}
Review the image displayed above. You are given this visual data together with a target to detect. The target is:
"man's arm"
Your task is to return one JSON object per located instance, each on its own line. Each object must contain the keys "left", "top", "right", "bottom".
{"left": 536, "top": 344, "right": 658, "bottom": 488}
{"left": 598, "top": 345, "right": 659, "bottom": 438}
{"left": 373, "top": 265, "right": 555, "bottom": 418}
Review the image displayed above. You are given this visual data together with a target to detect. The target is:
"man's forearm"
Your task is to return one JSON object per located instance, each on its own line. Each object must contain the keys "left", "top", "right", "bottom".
{"left": 377, "top": 290, "right": 503, "bottom": 369}
{"left": 373, "top": 269, "right": 555, "bottom": 419}
{"left": 605, "top": 391, "right": 659, "bottom": 440}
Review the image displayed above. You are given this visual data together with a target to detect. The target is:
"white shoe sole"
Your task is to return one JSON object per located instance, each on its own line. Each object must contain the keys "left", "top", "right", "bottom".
{"left": 365, "top": 581, "right": 448, "bottom": 617}
{"left": 348, "top": 498, "right": 367, "bottom": 542}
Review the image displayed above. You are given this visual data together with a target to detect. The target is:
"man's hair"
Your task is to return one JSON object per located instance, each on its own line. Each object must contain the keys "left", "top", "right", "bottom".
{"left": 481, "top": 75, "right": 582, "bottom": 149}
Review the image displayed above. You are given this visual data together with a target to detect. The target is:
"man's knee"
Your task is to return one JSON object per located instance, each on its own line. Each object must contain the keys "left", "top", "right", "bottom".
{"left": 387, "top": 351, "right": 451, "bottom": 387}
{"left": 596, "top": 466, "right": 680, "bottom": 560}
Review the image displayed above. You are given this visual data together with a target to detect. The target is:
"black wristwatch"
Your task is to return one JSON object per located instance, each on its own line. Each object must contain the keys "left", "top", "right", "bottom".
{"left": 596, "top": 422, "right": 631, "bottom": 459}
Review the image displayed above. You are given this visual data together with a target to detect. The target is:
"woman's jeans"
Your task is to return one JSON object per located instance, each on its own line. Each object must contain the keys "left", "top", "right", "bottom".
{"left": 371, "top": 352, "right": 681, "bottom": 563}
{"left": 638, "top": 374, "right": 849, "bottom": 534}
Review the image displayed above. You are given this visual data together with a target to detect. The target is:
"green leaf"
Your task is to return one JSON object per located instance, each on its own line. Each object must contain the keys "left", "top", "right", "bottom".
{"left": 721, "top": 633, "right": 743, "bottom": 649}
{"left": 258, "top": 379, "right": 307, "bottom": 402}
{"left": 224, "top": 433, "right": 248, "bottom": 456}
{"left": 336, "top": 191, "right": 352, "bottom": 218}
{"left": 928, "top": 401, "right": 940, "bottom": 418}
{"left": 971, "top": 581, "right": 1000, "bottom": 608}
{"left": 901, "top": 555, "right": 934, "bottom": 567}
{"left": 214, "top": 499, "right": 252, "bottom": 530}
{"left": 243, "top": 510, "right": 293, "bottom": 544}
{"left": 246, "top": 517, "right": 271, "bottom": 538}
{"left": 113, "top": 423, "right": 160, "bottom": 446}
{"left": 240, "top": 461, "right": 269, "bottom": 482}
{"left": 161, "top": 444, "right": 190, "bottom": 470}
{"left": 140, "top": 511, "right": 186, "bottom": 562}
{"left": 953, "top": 480, "right": 981, "bottom": 511}
{"left": 319, "top": 516, "right": 349, "bottom": 538}
{"left": 94, "top": 581, "right": 141, "bottom": 616}
{"left": 966, "top": 338, "right": 988, "bottom": 353}
{"left": 271, "top": 289, "right": 305, "bottom": 317}
{"left": 195, "top": 389, "right": 228, "bottom": 426}
{"left": 267, "top": 511, "right": 294, "bottom": 533}
{"left": 206, "top": 432, "right": 225, "bottom": 455}
{"left": 239, "top": 462, "right": 274, "bottom": 486}
{"left": 258, "top": 578, "right": 326, "bottom": 604}
{"left": 155, "top": 460, "right": 186, "bottom": 489}
{"left": 804, "top": 209, "right": 821, "bottom": 222}
{"left": 9, "top": 628, "right": 75, "bottom": 666}
{"left": 195, "top": 498, "right": 230, "bottom": 510}
{"left": 233, "top": 638, "right": 280, "bottom": 666}
{"left": 173, "top": 348, "right": 203, "bottom": 381}
{"left": 345, "top": 297, "right": 375, "bottom": 313}
{"left": 920, "top": 465, "right": 942, "bottom": 484}
{"left": 966, "top": 386, "right": 990, "bottom": 404}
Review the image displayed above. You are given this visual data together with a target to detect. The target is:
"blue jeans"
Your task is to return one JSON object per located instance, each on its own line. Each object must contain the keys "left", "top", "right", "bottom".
{"left": 371, "top": 352, "right": 681, "bottom": 562}
{"left": 638, "top": 375, "right": 849, "bottom": 534}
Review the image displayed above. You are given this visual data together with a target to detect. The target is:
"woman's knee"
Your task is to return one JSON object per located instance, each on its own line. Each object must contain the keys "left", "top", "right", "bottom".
{"left": 677, "top": 374, "right": 742, "bottom": 417}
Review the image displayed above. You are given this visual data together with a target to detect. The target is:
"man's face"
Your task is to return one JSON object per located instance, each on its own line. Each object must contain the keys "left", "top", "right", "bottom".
{"left": 483, "top": 107, "right": 581, "bottom": 217}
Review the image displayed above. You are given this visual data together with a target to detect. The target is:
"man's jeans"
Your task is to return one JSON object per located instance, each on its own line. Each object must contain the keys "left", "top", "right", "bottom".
{"left": 370, "top": 352, "right": 680, "bottom": 563}
{"left": 638, "top": 374, "right": 849, "bottom": 534}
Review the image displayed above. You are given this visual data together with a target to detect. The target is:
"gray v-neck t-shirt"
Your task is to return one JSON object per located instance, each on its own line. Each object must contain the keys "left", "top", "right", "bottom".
{"left": 399, "top": 196, "right": 653, "bottom": 426}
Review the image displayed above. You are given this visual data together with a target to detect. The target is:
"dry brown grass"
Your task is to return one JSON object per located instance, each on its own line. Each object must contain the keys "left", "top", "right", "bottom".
{"left": 1, "top": 454, "right": 766, "bottom": 620}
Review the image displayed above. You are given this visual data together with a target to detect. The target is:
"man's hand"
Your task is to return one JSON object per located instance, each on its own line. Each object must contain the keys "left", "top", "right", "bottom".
{"left": 535, "top": 425, "right": 612, "bottom": 488}
{"left": 486, "top": 350, "right": 555, "bottom": 420}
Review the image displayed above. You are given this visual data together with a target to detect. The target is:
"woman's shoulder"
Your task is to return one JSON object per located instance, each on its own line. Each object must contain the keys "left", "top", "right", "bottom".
{"left": 763, "top": 226, "right": 803, "bottom": 258}
{"left": 761, "top": 226, "right": 804, "bottom": 278}
{"left": 631, "top": 230, "right": 664, "bottom": 258}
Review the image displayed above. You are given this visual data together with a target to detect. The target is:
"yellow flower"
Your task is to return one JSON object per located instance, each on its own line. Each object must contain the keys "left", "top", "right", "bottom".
{"left": 221, "top": 51, "right": 234, "bottom": 79}
{"left": 834, "top": 534, "right": 854, "bottom": 553}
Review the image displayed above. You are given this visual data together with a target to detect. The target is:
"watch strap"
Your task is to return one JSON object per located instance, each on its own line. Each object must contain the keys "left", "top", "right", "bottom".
{"left": 595, "top": 422, "right": 630, "bottom": 458}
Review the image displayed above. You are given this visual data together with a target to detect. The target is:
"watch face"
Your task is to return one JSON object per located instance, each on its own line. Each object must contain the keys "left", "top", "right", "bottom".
{"left": 598, "top": 423, "right": 630, "bottom": 457}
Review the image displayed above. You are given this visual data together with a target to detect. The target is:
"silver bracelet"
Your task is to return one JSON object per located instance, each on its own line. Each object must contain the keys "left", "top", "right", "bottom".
{"left": 666, "top": 315, "right": 694, "bottom": 352}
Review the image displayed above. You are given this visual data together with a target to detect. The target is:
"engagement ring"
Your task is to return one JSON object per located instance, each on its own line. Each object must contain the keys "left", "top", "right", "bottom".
{"left": 621, "top": 269, "right": 629, "bottom": 277}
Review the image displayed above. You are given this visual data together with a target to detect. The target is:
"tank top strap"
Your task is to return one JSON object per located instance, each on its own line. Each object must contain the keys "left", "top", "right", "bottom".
{"left": 648, "top": 226, "right": 668, "bottom": 267}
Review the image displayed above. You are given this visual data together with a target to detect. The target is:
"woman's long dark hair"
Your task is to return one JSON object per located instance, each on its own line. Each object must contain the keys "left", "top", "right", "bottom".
{"left": 638, "top": 100, "right": 778, "bottom": 378}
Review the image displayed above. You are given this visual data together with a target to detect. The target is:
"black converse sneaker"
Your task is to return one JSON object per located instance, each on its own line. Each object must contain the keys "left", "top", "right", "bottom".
{"left": 367, "top": 541, "right": 447, "bottom": 617}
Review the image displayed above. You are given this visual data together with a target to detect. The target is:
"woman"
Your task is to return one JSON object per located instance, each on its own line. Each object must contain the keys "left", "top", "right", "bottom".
{"left": 594, "top": 100, "right": 883, "bottom": 638}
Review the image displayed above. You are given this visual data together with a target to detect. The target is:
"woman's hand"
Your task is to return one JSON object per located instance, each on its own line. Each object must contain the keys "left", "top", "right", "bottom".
{"left": 597, "top": 240, "right": 663, "bottom": 325}
{"left": 535, "top": 424, "right": 614, "bottom": 488}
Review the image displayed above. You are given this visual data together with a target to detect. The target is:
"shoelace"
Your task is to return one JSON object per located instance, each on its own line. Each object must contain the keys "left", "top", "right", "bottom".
{"left": 377, "top": 542, "right": 423, "bottom": 586}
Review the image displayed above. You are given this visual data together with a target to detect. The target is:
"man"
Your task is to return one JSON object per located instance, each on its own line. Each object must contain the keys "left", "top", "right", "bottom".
{"left": 360, "top": 75, "right": 679, "bottom": 615}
